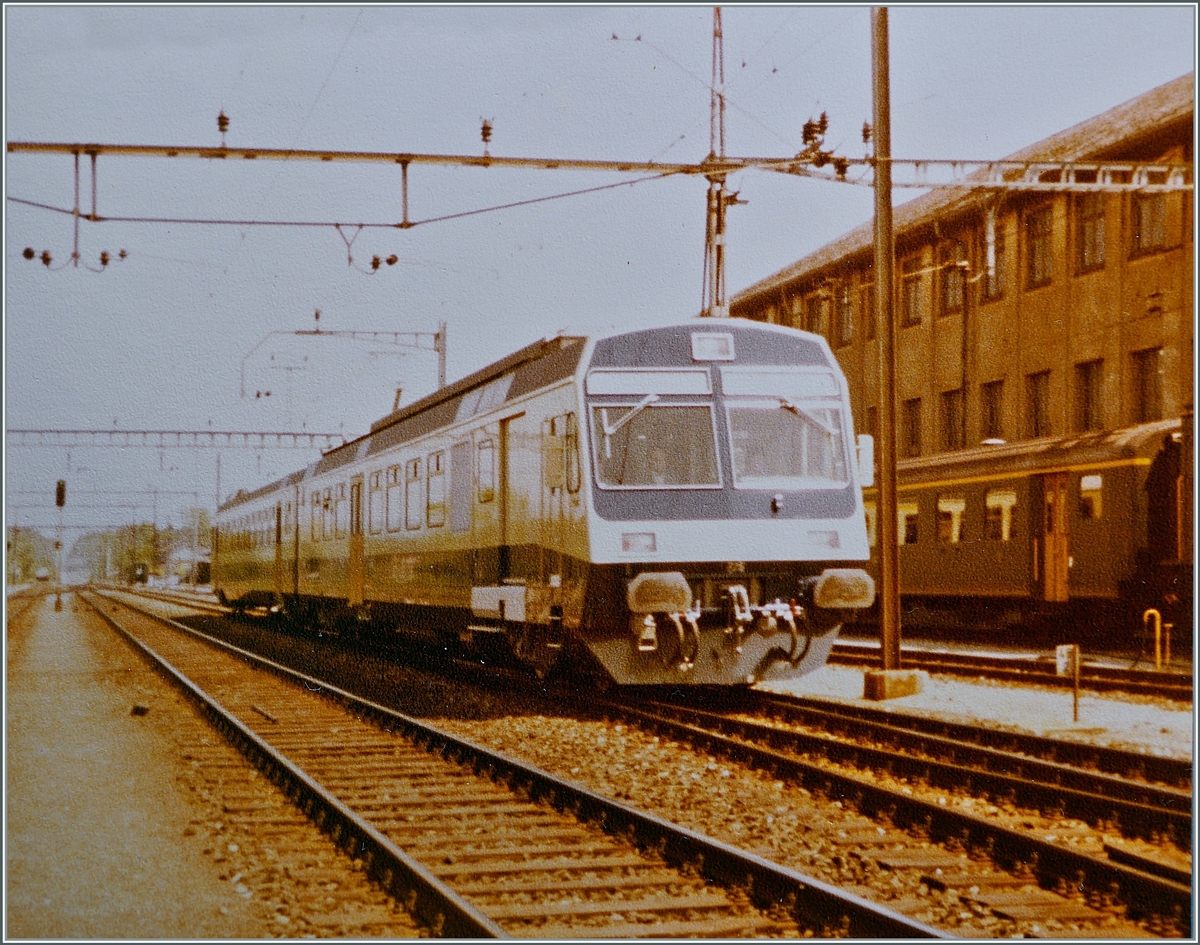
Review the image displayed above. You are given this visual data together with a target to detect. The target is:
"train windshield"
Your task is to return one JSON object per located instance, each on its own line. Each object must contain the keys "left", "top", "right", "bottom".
{"left": 722, "top": 369, "right": 850, "bottom": 490}
{"left": 590, "top": 403, "right": 720, "bottom": 488}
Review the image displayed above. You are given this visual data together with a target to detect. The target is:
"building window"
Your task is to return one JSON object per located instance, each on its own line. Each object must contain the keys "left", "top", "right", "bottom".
{"left": 1079, "top": 474, "right": 1103, "bottom": 520}
{"left": 936, "top": 495, "right": 966, "bottom": 543}
{"left": 860, "top": 279, "right": 876, "bottom": 340}
{"left": 902, "top": 397, "right": 922, "bottom": 457}
{"left": 1026, "top": 370, "right": 1051, "bottom": 438}
{"left": 899, "top": 502, "right": 919, "bottom": 545}
{"left": 1131, "top": 193, "right": 1166, "bottom": 255}
{"left": 1075, "top": 193, "right": 1106, "bottom": 272}
{"left": 788, "top": 295, "right": 804, "bottom": 329}
{"left": 938, "top": 241, "right": 965, "bottom": 315}
{"left": 900, "top": 255, "right": 923, "bottom": 326}
{"left": 865, "top": 405, "right": 879, "bottom": 442}
{"left": 1132, "top": 347, "right": 1164, "bottom": 422}
{"left": 985, "top": 488, "right": 1017, "bottom": 541}
{"left": 981, "top": 379, "right": 1004, "bottom": 441}
{"left": 1074, "top": 359, "right": 1103, "bottom": 432}
{"left": 1025, "top": 206, "right": 1053, "bottom": 288}
{"left": 864, "top": 500, "right": 877, "bottom": 547}
{"left": 834, "top": 283, "right": 854, "bottom": 346}
{"left": 983, "top": 221, "right": 1006, "bottom": 302}
{"left": 940, "top": 389, "right": 965, "bottom": 451}
{"left": 805, "top": 293, "right": 827, "bottom": 337}
{"left": 333, "top": 483, "right": 346, "bottom": 538}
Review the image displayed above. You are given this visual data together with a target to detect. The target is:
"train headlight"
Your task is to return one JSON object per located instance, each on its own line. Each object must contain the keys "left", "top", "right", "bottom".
{"left": 621, "top": 532, "right": 657, "bottom": 554}
{"left": 812, "top": 568, "right": 875, "bottom": 610}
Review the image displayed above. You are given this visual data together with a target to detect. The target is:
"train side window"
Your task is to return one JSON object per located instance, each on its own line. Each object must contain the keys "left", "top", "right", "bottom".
{"left": 405, "top": 458, "right": 423, "bottom": 530}
{"left": 565, "top": 412, "right": 581, "bottom": 493}
{"left": 985, "top": 488, "right": 1018, "bottom": 541}
{"left": 386, "top": 467, "right": 404, "bottom": 531}
{"left": 427, "top": 451, "right": 446, "bottom": 527}
{"left": 1079, "top": 474, "right": 1102, "bottom": 520}
{"left": 899, "top": 502, "right": 919, "bottom": 544}
{"left": 333, "top": 483, "right": 347, "bottom": 538}
{"left": 864, "top": 500, "right": 877, "bottom": 547}
{"left": 936, "top": 496, "right": 966, "bottom": 543}
{"left": 477, "top": 439, "right": 495, "bottom": 503}
{"left": 368, "top": 471, "right": 384, "bottom": 534}
{"left": 322, "top": 488, "right": 332, "bottom": 541}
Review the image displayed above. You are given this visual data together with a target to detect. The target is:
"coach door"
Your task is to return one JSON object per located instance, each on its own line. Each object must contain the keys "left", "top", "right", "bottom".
{"left": 1039, "top": 472, "right": 1070, "bottom": 602}
{"left": 348, "top": 476, "right": 365, "bottom": 606}
{"left": 273, "top": 503, "right": 284, "bottom": 601}
{"left": 541, "top": 417, "right": 567, "bottom": 578}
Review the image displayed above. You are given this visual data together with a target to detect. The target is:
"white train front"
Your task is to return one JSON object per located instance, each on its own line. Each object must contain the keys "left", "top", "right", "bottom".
{"left": 214, "top": 321, "right": 875, "bottom": 686}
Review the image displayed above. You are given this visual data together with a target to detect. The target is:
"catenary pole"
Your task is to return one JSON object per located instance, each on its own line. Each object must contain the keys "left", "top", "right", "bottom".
{"left": 872, "top": 8, "right": 901, "bottom": 671}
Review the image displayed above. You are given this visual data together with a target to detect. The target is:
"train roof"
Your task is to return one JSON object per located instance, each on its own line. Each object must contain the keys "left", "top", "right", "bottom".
{"left": 217, "top": 319, "right": 838, "bottom": 514}
{"left": 889, "top": 418, "right": 1182, "bottom": 488}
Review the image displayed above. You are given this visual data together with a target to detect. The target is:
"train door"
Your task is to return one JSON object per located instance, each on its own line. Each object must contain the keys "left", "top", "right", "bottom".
{"left": 1039, "top": 471, "right": 1070, "bottom": 602}
{"left": 498, "top": 412, "right": 528, "bottom": 584}
{"left": 348, "top": 476, "right": 364, "bottom": 606}
{"left": 541, "top": 416, "right": 567, "bottom": 578}
{"left": 273, "top": 503, "right": 284, "bottom": 602}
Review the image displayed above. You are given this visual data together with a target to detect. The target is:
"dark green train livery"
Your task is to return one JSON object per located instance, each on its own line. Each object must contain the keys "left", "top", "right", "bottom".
{"left": 215, "top": 321, "right": 876, "bottom": 686}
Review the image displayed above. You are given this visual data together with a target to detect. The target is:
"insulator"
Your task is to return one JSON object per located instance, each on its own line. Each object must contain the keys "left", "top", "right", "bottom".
{"left": 818, "top": 111, "right": 829, "bottom": 136}
{"left": 481, "top": 118, "right": 493, "bottom": 144}
{"left": 862, "top": 121, "right": 872, "bottom": 144}
{"left": 100, "top": 251, "right": 110, "bottom": 267}
{"left": 23, "top": 247, "right": 34, "bottom": 260}
{"left": 834, "top": 157, "right": 849, "bottom": 179}
{"left": 386, "top": 255, "right": 398, "bottom": 266}
{"left": 218, "top": 111, "right": 230, "bottom": 133}
{"left": 118, "top": 249, "right": 127, "bottom": 259}
{"left": 371, "top": 255, "right": 381, "bottom": 271}
{"left": 40, "top": 251, "right": 52, "bottom": 267}
{"left": 802, "top": 118, "right": 817, "bottom": 146}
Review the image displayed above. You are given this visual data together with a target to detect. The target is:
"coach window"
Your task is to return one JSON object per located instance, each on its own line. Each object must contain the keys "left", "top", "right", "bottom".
{"left": 405, "top": 459, "right": 422, "bottom": 530}
{"left": 1079, "top": 474, "right": 1103, "bottom": 520}
{"left": 936, "top": 495, "right": 966, "bottom": 543}
{"left": 322, "top": 488, "right": 332, "bottom": 540}
{"left": 333, "top": 484, "right": 346, "bottom": 538}
{"left": 427, "top": 451, "right": 446, "bottom": 527}
{"left": 864, "top": 500, "right": 877, "bottom": 548}
{"left": 899, "top": 501, "right": 919, "bottom": 545}
{"left": 477, "top": 439, "right": 495, "bottom": 503}
{"left": 565, "top": 412, "right": 581, "bottom": 493}
{"left": 985, "top": 488, "right": 1018, "bottom": 541}
{"left": 368, "top": 472, "right": 384, "bottom": 534}
{"left": 386, "top": 467, "right": 404, "bottom": 531}
{"left": 1025, "top": 206, "right": 1053, "bottom": 289}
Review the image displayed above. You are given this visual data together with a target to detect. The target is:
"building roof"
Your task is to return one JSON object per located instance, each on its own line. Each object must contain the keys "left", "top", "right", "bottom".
{"left": 733, "top": 73, "right": 1194, "bottom": 306}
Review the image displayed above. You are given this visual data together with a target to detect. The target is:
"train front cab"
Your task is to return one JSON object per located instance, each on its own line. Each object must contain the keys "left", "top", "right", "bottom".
{"left": 566, "top": 323, "right": 876, "bottom": 685}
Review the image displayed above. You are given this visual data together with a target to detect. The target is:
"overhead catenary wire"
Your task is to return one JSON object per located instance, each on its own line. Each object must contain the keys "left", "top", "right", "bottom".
{"left": 7, "top": 171, "right": 678, "bottom": 232}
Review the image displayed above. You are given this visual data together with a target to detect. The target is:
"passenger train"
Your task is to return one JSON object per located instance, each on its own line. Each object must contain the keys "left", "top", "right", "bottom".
{"left": 214, "top": 321, "right": 876, "bottom": 686}
{"left": 860, "top": 416, "right": 1192, "bottom": 644}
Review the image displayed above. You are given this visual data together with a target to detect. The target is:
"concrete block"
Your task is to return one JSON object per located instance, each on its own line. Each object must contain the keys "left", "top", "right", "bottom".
{"left": 862, "top": 669, "right": 925, "bottom": 701}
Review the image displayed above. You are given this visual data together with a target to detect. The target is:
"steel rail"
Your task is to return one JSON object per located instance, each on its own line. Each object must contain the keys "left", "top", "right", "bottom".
{"left": 78, "top": 590, "right": 505, "bottom": 938}
{"left": 830, "top": 643, "right": 1193, "bottom": 701}
{"left": 750, "top": 690, "right": 1193, "bottom": 790}
{"left": 85, "top": 588, "right": 945, "bottom": 939}
{"left": 633, "top": 695, "right": 1191, "bottom": 833}
{"left": 589, "top": 695, "right": 1192, "bottom": 926}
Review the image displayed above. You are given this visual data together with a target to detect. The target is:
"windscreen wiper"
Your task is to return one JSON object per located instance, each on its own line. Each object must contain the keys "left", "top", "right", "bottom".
{"left": 600, "top": 393, "right": 660, "bottom": 458}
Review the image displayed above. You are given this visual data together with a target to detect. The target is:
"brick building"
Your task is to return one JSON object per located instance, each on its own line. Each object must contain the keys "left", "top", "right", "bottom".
{"left": 731, "top": 73, "right": 1194, "bottom": 456}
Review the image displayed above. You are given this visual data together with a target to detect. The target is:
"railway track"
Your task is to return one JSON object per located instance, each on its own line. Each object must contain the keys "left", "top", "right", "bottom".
{"left": 583, "top": 689, "right": 1192, "bottom": 933}
{"left": 830, "top": 641, "right": 1193, "bottom": 701}
{"left": 80, "top": 588, "right": 940, "bottom": 938}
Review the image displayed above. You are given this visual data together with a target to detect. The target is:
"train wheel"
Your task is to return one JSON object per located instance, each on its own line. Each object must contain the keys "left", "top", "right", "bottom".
{"left": 510, "top": 622, "right": 559, "bottom": 680}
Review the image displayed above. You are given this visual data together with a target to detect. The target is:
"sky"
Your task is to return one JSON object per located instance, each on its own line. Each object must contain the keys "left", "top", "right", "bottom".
{"left": 4, "top": 4, "right": 1196, "bottom": 550}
